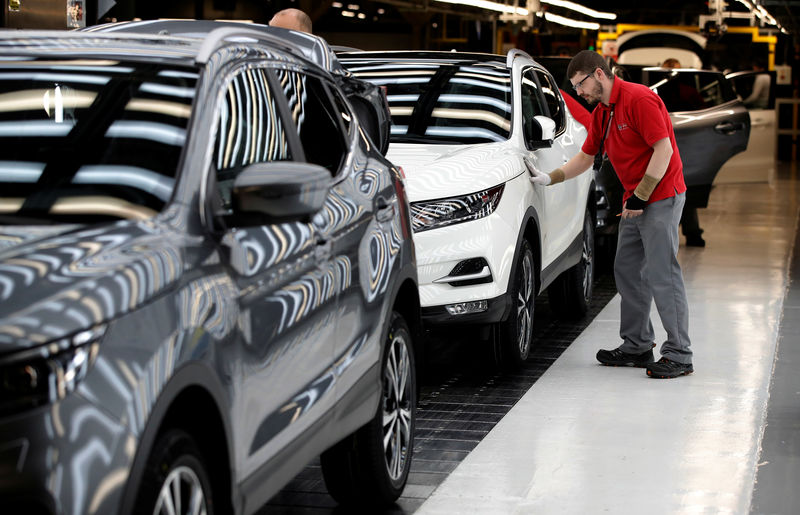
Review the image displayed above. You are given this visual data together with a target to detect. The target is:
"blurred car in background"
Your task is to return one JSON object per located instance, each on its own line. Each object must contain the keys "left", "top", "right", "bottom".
{"left": 538, "top": 57, "right": 749, "bottom": 250}
{"left": 0, "top": 28, "right": 420, "bottom": 514}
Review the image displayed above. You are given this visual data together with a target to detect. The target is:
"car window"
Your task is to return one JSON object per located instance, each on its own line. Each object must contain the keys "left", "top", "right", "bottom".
{"left": 345, "top": 60, "right": 512, "bottom": 144}
{"left": 729, "top": 72, "right": 774, "bottom": 109}
{"left": 647, "top": 71, "right": 737, "bottom": 111}
{"left": 274, "top": 70, "right": 348, "bottom": 175}
{"left": 214, "top": 67, "right": 293, "bottom": 213}
{"left": 534, "top": 70, "right": 565, "bottom": 134}
{"left": 521, "top": 69, "right": 546, "bottom": 120}
{"left": 0, "top": 59, "right": 196, "bottom": 223}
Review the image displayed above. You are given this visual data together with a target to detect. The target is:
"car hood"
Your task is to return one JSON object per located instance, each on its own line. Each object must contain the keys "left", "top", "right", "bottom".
{"left": 0, "top": 217, "right": 190, "bottom": 351}
{"left": 386, "top": 142, "right": 519, "bottom": 201}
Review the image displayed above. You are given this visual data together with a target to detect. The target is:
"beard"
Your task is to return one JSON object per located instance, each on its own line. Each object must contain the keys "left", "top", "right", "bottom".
{"left": 581, "top": 80, "right": 604, "bottom": 105}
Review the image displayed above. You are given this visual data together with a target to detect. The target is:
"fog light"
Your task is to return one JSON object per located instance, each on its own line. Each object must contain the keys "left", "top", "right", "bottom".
{"left": 445, "top": 300, "right": 488, "bottom": 315}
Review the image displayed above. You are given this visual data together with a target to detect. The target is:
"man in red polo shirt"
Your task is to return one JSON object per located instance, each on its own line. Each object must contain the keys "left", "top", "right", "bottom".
{"left": 529, "top": 50, "right": 693, "bottom": 379}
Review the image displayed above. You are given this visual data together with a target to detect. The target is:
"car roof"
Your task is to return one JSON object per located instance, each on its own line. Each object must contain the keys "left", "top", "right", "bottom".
{"left": 83, "top": 19, "right": 343, "bottom": 73}
{"left": 337, "top": 50, "right": 508, "bottom": 68}
{"left": 0, "top": 27, "right": 316, "bottom": 70}
{"left": 0, "top": 30, "right": 200, "bottom": 64}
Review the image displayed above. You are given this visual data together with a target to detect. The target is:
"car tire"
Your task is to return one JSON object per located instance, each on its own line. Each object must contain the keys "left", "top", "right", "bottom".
{"left": 320, "top": 311, "right": 416, "bottom": 506}
{"left": 495, "top": 238, "right": 536, "bottom": 368}
{"left": 135, "top": 429, "right": 215, "bottom": 515}
{"left": 548, "top": 209, "right": 594, "bottom": 318}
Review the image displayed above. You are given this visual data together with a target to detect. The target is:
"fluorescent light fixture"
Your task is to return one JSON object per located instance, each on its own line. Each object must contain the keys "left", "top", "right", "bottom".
{"left": 537, "top": 11, "right": 600, "bottom": 30}
{"left": 347, "top": 3, "right": 359, "bottom": 9}
{"left": 357, "top": 12, "right": 366, "bottom": 19}
{"left": 435, "top": 0, "right": 527, "bottom": 16}
{"left": 332, "top": 2, "right": 343, "bottom": 7}
{"left": 541, "top": 0, "right": 616, "bottom": 20}
{"left": 342, "top": 10, "right": 356, "bottom": 17}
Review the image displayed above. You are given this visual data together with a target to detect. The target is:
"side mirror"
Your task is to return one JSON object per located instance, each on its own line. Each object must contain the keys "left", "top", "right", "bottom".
{"left": 231, "top": 161, "right": 331, "bottom": 223}
{"left": 526, "top": 115, "right": 556, "bottom": 150}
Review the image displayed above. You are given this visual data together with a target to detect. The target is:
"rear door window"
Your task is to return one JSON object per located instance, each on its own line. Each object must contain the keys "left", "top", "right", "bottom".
{"left": 648, "top": 71, "right": 737, "bottom": 111}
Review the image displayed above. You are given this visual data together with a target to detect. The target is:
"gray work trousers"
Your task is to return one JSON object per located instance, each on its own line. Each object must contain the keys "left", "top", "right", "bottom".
{"left": 615, "top": 192, "right": 692, "bottom": 364}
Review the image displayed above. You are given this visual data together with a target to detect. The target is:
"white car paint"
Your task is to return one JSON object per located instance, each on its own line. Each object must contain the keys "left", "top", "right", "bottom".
{"left": 384, "top": 56, "right": 593, "bottom": 311}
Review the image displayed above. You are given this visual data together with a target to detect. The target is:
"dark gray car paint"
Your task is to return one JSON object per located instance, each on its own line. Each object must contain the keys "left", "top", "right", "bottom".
{"left": 0, "top": 32, "right": 418, "bottom": 515}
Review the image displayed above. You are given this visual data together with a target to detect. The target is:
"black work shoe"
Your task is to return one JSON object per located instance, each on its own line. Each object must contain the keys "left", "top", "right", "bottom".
{"left": 596, "top": 344, "right": 655, "bottom": 367}
{"left": 646, "top": 357, "right": 694, "bottom": 378}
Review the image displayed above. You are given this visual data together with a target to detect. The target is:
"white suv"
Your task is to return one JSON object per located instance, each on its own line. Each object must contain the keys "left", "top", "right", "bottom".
{"left": 340, "top": 50, "right": 595, "bottom": 365}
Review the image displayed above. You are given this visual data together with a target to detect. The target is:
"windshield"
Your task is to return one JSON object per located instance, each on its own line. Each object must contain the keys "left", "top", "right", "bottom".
{"left": 345, "top": 60, "right": 511, "bottom": 144}
{"left": 0, "top": 58, "right": 197, "bottom": 224}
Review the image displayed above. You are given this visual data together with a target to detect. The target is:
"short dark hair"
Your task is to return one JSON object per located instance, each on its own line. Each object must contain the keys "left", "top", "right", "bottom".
{"left": 567, "top": 50, "right": 613, "bottom": 80}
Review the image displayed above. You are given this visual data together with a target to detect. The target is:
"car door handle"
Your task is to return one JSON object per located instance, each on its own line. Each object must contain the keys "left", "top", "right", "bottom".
{"left": 375, "top": 197, "right": 395, "bottom": 222}
{"left": 714, "top": 122, "right": 745, "bottom": 134}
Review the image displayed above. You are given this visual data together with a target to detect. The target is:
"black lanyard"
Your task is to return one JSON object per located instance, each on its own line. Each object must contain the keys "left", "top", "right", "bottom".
{"left": 593, "top": 105, "right": 615, "bottom": 171}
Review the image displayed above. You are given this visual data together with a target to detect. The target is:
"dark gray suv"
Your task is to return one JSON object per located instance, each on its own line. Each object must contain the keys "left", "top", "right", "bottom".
{"left": 0, "top": 29, "right": 420, "bottom": 514}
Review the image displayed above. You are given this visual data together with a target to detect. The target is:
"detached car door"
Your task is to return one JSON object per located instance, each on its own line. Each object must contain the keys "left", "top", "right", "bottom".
{"left": 721, "top": 70, "right": 776, "bottom": 179}
{"left": 648, "top": 69, "right": 749, "bottom": 205}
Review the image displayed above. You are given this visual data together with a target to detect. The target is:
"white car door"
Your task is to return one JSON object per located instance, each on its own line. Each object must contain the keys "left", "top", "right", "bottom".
{"left": 717, "top": 70, "right": 775, "bottom": 183}
{"left": 520, "top": 67, "right": 580, "bottom": 267}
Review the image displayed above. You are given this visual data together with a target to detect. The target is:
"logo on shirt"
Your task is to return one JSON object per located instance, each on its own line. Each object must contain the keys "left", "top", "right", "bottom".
{"left": 616, "top": 122, "right": 629, "bottom": 131}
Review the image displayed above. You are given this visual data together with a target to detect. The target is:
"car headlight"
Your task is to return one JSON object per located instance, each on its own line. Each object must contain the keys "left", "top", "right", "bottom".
{"left": 410, "top": 184, "right": 504, "bottom": 233}
{"left": 0, "top": 325, "right": 105, "bottom": 417}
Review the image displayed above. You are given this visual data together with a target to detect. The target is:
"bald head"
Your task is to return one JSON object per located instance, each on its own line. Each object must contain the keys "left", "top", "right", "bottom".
{"left": 269, "top": 8, "right": 312, "bottom": 33}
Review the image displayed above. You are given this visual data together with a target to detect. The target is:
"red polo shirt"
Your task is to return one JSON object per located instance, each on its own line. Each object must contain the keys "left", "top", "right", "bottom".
{"left": 581, "top": 77, "right": 685, "bottom": 204}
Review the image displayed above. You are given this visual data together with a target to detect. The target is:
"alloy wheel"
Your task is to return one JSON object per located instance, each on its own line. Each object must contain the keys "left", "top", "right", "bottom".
{"left": 581, "top": 227, "right": 594, "bottom": 302}
{"left": 516, "top": 251, "right": 534, "bottom": 357}
{"left": 154, "top": 465, "right": 208, "bottom": 515}
{"left": 382, "top": 334, "right": 412, "bottom": 481}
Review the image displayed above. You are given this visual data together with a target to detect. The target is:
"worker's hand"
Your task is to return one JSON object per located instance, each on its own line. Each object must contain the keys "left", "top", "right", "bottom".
{"left": 620, "top": 207, "right": 644, "bottom": 219}
{"left": 526, "top": 160, "right": 552, "bottom": 186}
{"left": 621, "top": 194, "right": 646, "bottom": 218}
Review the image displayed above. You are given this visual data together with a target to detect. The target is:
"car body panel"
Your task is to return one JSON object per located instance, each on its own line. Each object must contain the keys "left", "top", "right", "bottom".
{"left": 0, "top": 30, "right": 417, "bottom": 515}
{"left": 339, "top": 51, "right": 593, "bottom": 320}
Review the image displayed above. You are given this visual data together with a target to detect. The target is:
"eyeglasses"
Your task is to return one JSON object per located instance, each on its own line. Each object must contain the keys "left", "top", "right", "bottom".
{"left": 572, "top": 72, "right": 593, "bottom": 91}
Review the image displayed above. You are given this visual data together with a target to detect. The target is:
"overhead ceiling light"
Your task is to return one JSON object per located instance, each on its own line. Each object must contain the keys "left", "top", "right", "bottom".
{"left": 434, "top": 0, "right": 527, "bottom": 16}
{"left": 342, "top": 10, "right": 356, "bottom": 17}
{"left": 537, "top": 11, "right": 600, "bottom": 30}
{"left": 541, "top": 0, "right": 616, "bottom": 20}
{"left": 332, "top": 1, "right": 343, "bottom": 7}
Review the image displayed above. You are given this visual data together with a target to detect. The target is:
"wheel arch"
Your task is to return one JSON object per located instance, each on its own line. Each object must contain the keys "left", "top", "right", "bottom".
{"left": 391, "top": 275, "right": 423, "bottom": 370}
{"left": 120, "top": 362, "right": 235, "bottom": 515}
{"left": 517, "top": 207, "right": 543, "bottom": 296}
{"left": 587, "top": 178, "right": 598, "bottom": 225}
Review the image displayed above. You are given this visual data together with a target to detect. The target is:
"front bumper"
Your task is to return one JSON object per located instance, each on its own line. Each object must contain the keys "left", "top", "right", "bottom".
{"left": 420, "top": 292, "right": 512, "bottom": 325}
{"left": 413, "top": 180, "right": 525, "bottom": 314}
{"left": 0, "top": 392, "right": 133, "bottom": 515}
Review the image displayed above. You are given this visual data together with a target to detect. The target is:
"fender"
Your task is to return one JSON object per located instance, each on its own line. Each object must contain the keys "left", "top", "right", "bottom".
{"left": 502, "top": 205, "right": 542, "bottom": 320}
{"left": 119, "top": 360, "right": 235, "bottom": 515}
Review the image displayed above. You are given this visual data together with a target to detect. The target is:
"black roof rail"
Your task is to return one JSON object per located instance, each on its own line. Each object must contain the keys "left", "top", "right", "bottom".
{"left": 195, "top": 27, "right": 304, "bottom": 64}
